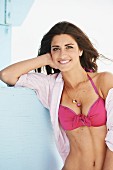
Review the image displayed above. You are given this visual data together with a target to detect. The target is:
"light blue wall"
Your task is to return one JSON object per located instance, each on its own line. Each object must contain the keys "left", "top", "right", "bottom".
{"left": 0, "top": 25, "right": 11, "bottom": 70}
{"left": 0, "top": 0, "right": 6, "bottom": 24}
{"left": 0, "top": 0, "right": 11, "bottom": 86}
{"left": 0, "top": 88, "right": 63, "bottom": 170}
{"left": 11, "top": 0, "right": 35, "bottom": 26}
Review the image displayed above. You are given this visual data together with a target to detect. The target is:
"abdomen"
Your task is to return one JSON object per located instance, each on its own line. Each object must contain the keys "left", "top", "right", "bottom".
{"left": 63, "top": 125, "right": 107, "bottom": 170}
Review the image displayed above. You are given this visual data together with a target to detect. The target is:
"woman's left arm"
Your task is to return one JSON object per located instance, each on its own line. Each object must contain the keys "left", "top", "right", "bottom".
{"left": 99, "top": 72, "right": 113, "bottom": 170}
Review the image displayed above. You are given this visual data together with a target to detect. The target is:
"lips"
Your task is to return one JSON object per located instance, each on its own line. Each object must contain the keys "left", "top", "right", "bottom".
{"left": 59, "top": 60, "right": 71, "bottom": 64}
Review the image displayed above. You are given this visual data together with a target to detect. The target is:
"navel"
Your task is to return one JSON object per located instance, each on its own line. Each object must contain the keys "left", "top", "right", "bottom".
{"left": 93, "top": 161, "right": 95, "bottom": 167}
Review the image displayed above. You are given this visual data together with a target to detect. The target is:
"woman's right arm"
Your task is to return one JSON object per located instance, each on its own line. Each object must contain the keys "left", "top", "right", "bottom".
{"left": 0, "top": 54, "right": 55, "bottom": 86}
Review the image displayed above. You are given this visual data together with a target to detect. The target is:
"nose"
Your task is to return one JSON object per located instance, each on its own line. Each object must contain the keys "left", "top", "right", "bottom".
{"left": 59, "top": 49, "right": 68, "bottom": 59}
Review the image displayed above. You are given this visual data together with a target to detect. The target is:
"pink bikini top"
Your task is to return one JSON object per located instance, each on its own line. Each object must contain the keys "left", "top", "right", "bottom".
{"left": 58, "top": 74, "right": 107, "bottom": 131}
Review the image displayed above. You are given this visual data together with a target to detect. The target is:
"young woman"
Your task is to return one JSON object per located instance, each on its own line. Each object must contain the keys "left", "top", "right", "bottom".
{"left": 1, "top": 21, "right": 113, "bottom": 170}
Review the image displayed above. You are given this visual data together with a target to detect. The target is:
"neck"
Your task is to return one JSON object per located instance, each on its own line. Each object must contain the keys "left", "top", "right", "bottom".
{"left": 62, "top": 66, "right": 88, "bottom": 88}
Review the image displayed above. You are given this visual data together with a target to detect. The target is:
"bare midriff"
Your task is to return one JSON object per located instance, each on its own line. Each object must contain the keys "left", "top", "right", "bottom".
{"left": 62, "top": 125, "right": 107, "bottom": 170}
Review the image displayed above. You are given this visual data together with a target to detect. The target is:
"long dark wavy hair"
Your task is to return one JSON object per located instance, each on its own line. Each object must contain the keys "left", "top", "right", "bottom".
{"left": 36, "top": 21, "right": 100, "bottom": 74}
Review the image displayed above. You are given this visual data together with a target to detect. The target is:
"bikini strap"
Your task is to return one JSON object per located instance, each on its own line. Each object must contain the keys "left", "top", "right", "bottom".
{"left": 87, "top": 74, "right": 99, "bottom": 95}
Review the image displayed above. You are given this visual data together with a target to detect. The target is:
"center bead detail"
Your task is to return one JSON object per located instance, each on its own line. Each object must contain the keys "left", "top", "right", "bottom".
{"left": 72, "top": 100, "right": 81, "bottom": 107}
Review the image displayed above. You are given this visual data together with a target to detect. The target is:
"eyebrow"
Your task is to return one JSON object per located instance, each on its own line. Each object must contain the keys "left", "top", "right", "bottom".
{"left": 51, "top": 43, "right": 74, "bottom": 48}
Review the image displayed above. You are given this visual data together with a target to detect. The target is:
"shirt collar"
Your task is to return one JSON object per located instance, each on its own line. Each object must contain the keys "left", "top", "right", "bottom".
{"left": 56, "top": 72, "right": 63, "bottom": 82}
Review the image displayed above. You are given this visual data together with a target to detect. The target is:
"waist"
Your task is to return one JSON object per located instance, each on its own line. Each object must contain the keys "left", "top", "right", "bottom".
{"left": 63, "top": 149, "right": 106, "bottom": 170}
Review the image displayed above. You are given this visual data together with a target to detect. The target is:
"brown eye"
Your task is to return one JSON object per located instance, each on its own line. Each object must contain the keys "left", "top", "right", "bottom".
{"left": 66, "top": 46, "right": 73, "bottom": 49}
{"left": 52, "top": 48, "right": 59, "bottom": 51}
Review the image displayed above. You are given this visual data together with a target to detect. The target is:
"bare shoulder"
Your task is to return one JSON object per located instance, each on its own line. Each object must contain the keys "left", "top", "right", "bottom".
{"left": 96, "top": 71, "right": 113, "bottom": 99}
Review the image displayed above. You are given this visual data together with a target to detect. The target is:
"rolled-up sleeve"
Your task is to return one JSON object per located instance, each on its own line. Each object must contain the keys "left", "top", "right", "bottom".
{"left": 15, "top": 72, "right": 51, "bottom": 109}
{"left": 105, "top": 88, "right": 113, "bottom": 151}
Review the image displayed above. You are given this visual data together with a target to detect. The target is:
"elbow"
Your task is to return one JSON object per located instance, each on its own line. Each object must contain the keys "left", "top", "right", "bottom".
{"left": 0, "top": 70, "right": 18, "bottom": 86}
{"left": 0, "top": 70, "right": 6, "bottom": 81}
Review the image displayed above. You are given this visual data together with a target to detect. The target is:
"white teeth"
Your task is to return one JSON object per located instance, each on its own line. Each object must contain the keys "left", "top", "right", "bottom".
{"left": 59, "top": 60, "right": 70, "bottom": 64}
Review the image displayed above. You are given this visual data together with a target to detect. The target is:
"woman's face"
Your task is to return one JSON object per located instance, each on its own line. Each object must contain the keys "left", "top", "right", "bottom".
{"left": 51, "top": 34, "right": 83, "bottom": 72}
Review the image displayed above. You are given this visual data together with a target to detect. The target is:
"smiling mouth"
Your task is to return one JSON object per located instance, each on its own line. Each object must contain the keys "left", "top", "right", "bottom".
{"left": 58, "top": 60, "right": 71, "bottom": 64}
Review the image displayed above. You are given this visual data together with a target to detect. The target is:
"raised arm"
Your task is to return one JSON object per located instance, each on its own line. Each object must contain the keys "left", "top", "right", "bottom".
{"left": 0, "top": 54, "right": 56, "bottom": 86}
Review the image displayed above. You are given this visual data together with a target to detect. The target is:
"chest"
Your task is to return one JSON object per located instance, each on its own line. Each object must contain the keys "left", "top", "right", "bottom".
{"left": 60, "top": 82, "right": 101, "bottom": 116}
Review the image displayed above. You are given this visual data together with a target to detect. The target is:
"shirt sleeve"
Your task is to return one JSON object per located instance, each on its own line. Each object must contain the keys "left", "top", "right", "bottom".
{"left": 15, "top": 72, "right": 51, "bottom": 109}
{"left": 105, "top": 88, "right": 113, "bottom": 151}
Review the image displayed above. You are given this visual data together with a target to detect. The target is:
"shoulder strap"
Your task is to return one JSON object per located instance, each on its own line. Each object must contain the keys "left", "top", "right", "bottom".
{"left": 87, "top": 74, "right": 99, "bottom": 95}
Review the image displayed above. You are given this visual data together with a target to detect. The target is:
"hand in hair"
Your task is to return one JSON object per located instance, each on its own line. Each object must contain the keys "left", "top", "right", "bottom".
{"left": 46, "top": 53, "right": 58, "bottom": 69}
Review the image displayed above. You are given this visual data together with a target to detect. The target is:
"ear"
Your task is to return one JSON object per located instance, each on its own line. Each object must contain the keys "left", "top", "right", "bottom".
{"left": 79, "top": 50, "right": 83, "bottom": 56}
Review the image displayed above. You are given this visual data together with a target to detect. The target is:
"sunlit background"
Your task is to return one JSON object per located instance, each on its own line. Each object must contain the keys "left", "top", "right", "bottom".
{"left": 11, "top": 0, "right": 113, "bottom": 72}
